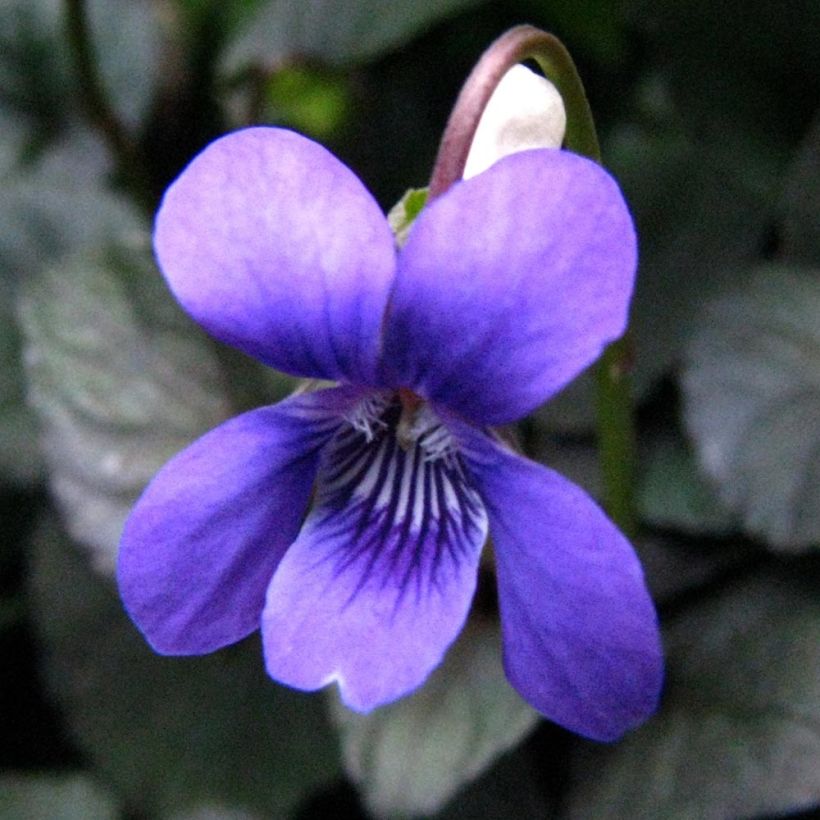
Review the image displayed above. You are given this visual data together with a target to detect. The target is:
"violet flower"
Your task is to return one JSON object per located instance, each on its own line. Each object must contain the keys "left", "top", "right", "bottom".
{"left": 118, "top": 126, "right": 662, "bottom": 741}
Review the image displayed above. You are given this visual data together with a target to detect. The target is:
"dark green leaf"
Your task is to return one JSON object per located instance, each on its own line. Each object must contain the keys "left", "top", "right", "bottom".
{"left": 519, "top": 0, "right": 628, "bottom": 65}
{"left": 530, "top": 370, "right": 598, "bottom": 434}
{"left": 567, "top": 563, "right": 820, "bottom": 819}
{"left": 638, "top": 434, "right": 737, "bottom": 537}
{"left": 525, "top": 435, "right": 602, "bottom": 502}
{"left": 0, "top": 0, "right": 162, "bottom": 139}
{"left": 683, "top": 265, "right": 820, "bottom": 550}
{"left": 18, "top": 235, "right": 232, "bottom": 573}
{"left": 223, "top": 0, "right": 485, "bottom": 71}
{"left": 170, "top": 806, "right": 264, "bottom": 820}
{"left": 780, "top": 111, "right": 820, "bottom": 266}
{"left": 0, "top": 133, "right": 135, "bottom": 281}
{"left": 0, "top": 773, "right": 118, "bottom": 820}
{"left": 634, "top": 535, "right": 751, "bottom": 605}
{"left": 0, "top": 0, "right": 74, "bottom": 138}
{"left": 0, "top": 284, "right": 43, "bottom": 486}
{"left": 86, "top": 0, "right": 163, "bottom": 129}
{"left": 627, "top": 0, "right": 818, "bottom": 160}
{"left": 0, "top": 133, "right": 135, "bottom": 487}
{"left": 435, "top": 745, "right": 554, "bottom": 820}
{"left": 607, "top": 107, "right": 770, "bottom": 390}
{"left": 168, "top": 805, "right": 263, "bottom": 820}
{"left": 0, "top": 114, "right": 26, "bottom": 174}
{"left": 30, "top": 517, "right": 341, "bottom": 818}
{"left": 329, "top": 617, "right": 538, "bottom": 818}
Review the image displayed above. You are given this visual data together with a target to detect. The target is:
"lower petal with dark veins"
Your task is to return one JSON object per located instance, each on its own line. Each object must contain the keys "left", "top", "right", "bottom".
{"left": 261, "top": 395, "right": 488, "bottom": 710}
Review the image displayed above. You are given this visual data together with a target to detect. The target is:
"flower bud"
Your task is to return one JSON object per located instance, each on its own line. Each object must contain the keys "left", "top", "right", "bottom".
{"left": 463, "top": 64, "right": 566, "bottom": 179}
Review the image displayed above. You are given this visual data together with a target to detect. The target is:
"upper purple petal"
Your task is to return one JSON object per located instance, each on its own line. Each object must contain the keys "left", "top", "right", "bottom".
{"left": 262, "top": 394, "right": 488, "bottom": 710}
{"left": 382, "top": 149, "right": 637, "bottom": 425}
{"left": 454, "top": 423, "right": 662, "bottom": 741}
{"left": 118, "top": 387, "right": 359, "bottom": 654}
{"left": 154, "top": 127, "right": 396, "bottom": 385}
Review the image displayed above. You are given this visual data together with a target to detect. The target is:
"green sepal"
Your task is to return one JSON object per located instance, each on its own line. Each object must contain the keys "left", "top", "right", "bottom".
{"left": 387, "top": 186, "right": 428, "bottom": 247}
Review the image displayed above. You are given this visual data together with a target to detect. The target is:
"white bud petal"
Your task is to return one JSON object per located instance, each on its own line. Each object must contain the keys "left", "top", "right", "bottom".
{"left": 463, "top": 64, "right": 567, "bottom": 179}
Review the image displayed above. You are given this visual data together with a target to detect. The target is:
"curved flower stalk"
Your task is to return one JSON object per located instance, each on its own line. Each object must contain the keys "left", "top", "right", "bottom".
{"left": 118, "top": 126, "right": 662, "bottom": 742}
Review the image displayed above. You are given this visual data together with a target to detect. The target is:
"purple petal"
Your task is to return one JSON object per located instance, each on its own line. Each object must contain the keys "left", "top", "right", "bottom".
{"left": 382, "top": 149, "right": 637, "bottom": 425}
{"left": 262, "top": 395, "right": 488, "bottom": 710}
{"left": 118, "top": 387, "right": 360, "bottom": 654}
{"left": 455, "top": 424, "right": 662, "bottom": 741}
{"left": 155, "top": 127, "right": 396, "bottom": 385}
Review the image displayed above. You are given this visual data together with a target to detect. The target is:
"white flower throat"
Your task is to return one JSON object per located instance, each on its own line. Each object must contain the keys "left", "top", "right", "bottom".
{"left": 344, "top": 390, "right": 457, "bottom": 463}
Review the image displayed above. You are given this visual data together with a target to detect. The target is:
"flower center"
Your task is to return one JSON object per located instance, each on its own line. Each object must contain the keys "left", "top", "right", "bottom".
{"left": 317, "top": 391, "right": 486, "bottom": 606}
{"left": 345, "top": 391, "right": 455, "bottom": 462}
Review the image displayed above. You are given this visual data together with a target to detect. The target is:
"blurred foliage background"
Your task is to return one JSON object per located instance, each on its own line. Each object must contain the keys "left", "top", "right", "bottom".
{"left": 1, "top": 0, "right": 819, "bottom": 818}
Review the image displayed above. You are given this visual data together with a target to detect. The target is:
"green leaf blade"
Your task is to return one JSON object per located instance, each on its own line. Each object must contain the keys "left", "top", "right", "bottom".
{"left": 19, "top": 237, "right": 232, "bottom": 573}
{"left": 567, "top": 564, "right": 820, "bottom": 819}
{"left": 683, "top": 266, "right": 820, "bottom": 551}
{"left": 30, "top": 518, "right": 341, "bottom": 818}
{"left": 330, "top": 617, "right": 539, "bottom": 818}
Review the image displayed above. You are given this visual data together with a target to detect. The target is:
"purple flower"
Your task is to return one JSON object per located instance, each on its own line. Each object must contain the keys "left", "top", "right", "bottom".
{"left": 118, "top": 126, "right": 662, "bottom": 741}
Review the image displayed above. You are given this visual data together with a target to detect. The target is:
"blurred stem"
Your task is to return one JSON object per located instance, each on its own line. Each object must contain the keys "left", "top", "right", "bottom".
{"left": 595, "top": 335, "right": 637, "bottom": 536}
{"left": 64, "top": 0, "right": 152, "bottom": 210}
{"left": 429, "top": 25, "right": 637, "bottom": 535}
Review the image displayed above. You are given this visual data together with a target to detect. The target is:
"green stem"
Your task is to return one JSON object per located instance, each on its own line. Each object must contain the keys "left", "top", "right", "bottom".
{"left": 65, "top": 0, "right": 152, "bottom": 209}
{"left": 595, "top": 335, "right": 637, "bottom": 536}
{"left": 428, "top": 25, "right": 637, "bottom": 535}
